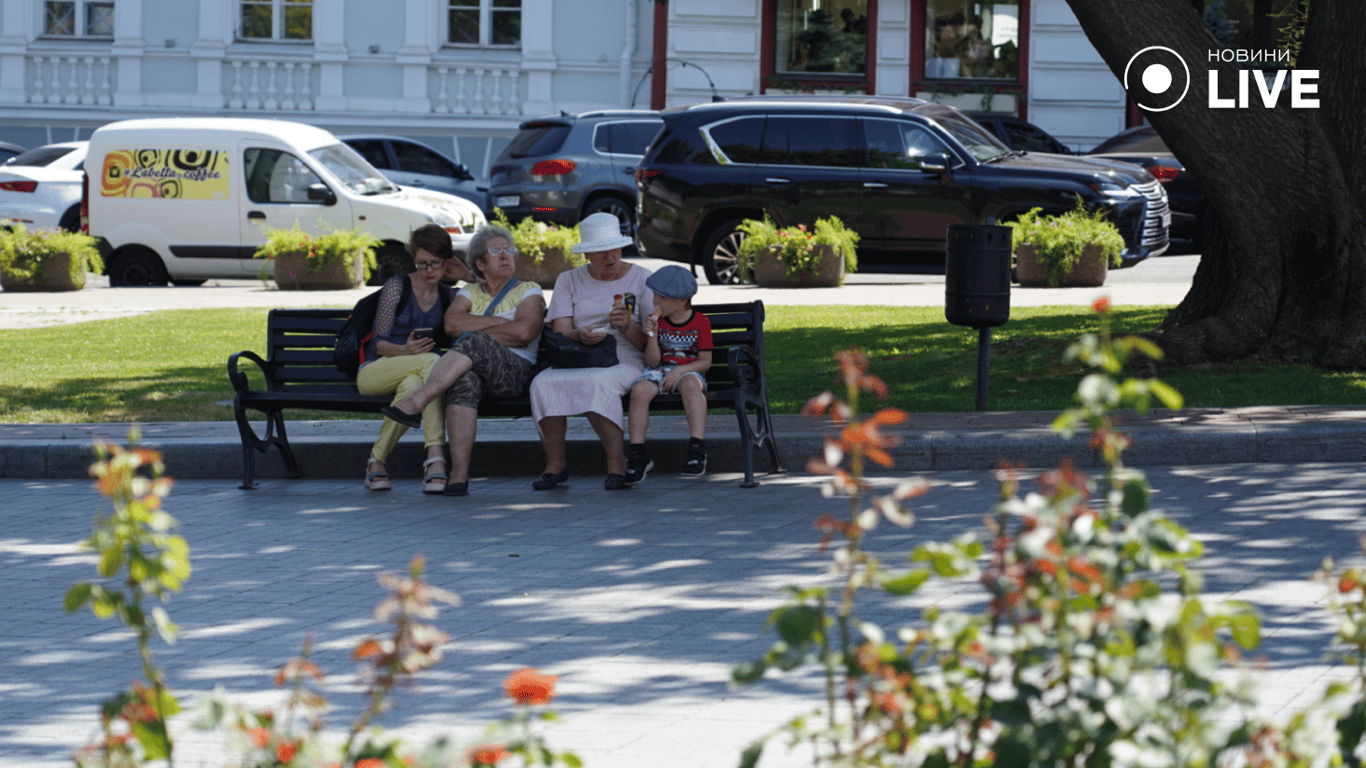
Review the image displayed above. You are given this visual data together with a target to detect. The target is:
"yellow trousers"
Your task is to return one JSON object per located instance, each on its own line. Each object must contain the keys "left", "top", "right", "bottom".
{"left": 356, "top": 353, "right": 444, "bottom": 461}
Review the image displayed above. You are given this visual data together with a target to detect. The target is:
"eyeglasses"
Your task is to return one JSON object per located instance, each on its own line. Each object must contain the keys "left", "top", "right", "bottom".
{"left": 415, "top": 261, "right": 445, "bottom": 271}
{"left": 486, "top": 247, "right": 518, "bottom": 257}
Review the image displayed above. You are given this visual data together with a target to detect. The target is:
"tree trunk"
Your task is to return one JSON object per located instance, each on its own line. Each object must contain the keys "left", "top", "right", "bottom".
{"left": 1065, "top": 0, "right": 1366, "bottom": 368}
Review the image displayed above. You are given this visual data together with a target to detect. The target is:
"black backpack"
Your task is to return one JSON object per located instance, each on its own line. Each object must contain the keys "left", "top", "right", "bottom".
{"left": 334, "top": 276, "right": 453, "bottom": 378}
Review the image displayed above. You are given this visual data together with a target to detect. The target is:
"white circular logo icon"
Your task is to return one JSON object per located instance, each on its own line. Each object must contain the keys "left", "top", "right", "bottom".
{"left": 1123, "top": 46, "right": 1190, "bottom": 112}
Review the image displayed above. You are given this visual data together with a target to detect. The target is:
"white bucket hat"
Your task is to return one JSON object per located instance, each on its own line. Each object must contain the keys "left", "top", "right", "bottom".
{"left": 571, "top": 212, "right": 635, "bottom": 254}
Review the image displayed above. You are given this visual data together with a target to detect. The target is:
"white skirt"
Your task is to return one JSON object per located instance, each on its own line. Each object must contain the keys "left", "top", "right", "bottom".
{"left": 529, "top": 360, "right": 645, "bottom": 428}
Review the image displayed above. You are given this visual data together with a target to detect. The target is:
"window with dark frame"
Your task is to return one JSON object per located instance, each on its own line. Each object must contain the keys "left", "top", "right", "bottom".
{"left": 775, "top": 0, "right": 869, "bottom": 76}
{"left": 923, "top": 0, "right": 1019, "bottom": 80}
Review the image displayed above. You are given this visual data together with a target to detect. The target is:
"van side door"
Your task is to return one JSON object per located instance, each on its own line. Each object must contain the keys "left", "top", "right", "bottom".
{"left": 239, "top": 144, "right": 354, "bottom": 275}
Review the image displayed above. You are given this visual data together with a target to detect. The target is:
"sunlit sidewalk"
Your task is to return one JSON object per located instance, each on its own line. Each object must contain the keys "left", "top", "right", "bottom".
{"left": 2, "top": 461, "right": 1363, "bottom": 766}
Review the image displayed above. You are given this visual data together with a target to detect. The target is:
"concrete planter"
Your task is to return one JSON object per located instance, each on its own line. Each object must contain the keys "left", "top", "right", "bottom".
{"left": 514, "top": 248, "right": 580, "bottom": 289}
{"left": 1, "top": 251, "right": 85, "bottom": 292}
{"left": 1015, "top": 243, "right": 1108, "bottom": 288}
{"left": 271, "top": 251, "right": 365, "bottom": 290}
{"left": 750, "top": 244, "right": 846, "bottom": 287}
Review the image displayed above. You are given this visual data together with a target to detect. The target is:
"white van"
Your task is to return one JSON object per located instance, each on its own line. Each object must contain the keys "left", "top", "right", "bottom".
{"left": 84, "top": 117, "right": 485, "bottom": 286}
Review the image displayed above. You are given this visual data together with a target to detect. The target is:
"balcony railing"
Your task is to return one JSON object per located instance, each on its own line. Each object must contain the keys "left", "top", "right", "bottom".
{"left": 227, "top": 59, "right": 317, "bottom": 111}
{"left": 26, "top": 55, "right": 115, "bottom": 105}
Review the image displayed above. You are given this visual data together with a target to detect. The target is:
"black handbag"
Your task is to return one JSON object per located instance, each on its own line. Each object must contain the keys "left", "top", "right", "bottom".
{"left": 537, "top": 328, "right": 619, "bottom": 369}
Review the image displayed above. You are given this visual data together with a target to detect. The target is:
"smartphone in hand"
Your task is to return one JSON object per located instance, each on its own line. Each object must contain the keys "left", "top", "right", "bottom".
{"left": 414, "top": 328, "right": 434, "bottom": 340}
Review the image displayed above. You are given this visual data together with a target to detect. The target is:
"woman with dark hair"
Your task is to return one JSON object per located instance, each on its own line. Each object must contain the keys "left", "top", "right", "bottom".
{"left": 380, "top": 223, "right": 546, "bottom": 496}
{"left": 358, "top": 223, "right": 461, "bottom": 493}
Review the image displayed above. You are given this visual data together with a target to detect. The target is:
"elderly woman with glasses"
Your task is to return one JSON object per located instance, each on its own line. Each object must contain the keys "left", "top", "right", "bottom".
{"left": 380, "top": 223, "right": 546, "bottom": 496}
{"left": 357, "top": 223, "right": 470, "bottom": 494}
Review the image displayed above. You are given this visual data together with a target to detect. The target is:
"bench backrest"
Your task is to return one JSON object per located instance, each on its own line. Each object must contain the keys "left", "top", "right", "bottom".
{"left": 260, "top": 302, "right": 765, "bottom": 397}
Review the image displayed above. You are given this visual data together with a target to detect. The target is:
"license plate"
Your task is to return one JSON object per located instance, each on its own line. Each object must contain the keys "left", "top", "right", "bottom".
{"left": 494, "top": 195, "right": 519, "bottom": 208}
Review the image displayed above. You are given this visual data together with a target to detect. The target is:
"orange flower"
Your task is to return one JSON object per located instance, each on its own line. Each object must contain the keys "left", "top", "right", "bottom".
{"left": 276, "top": 740, "right": 297, "bottom": 763}
{"left": 1093, "top": 296, "right": 1111, "bottom": 314}
{"left": 469, "top": 744, "right": 510, "bottom": 766}
{"left": 355, "top": 759, "right": 387, "bottom": 768}
{"left": 504, "top": 667, "right": 557, "bottom": 705}
{"left": 246, "top": 726, "right": 270, "bottom": 748}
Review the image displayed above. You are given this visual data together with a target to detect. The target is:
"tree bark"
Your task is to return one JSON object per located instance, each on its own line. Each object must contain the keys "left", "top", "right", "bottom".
{"left": 1065, "top": 0, "right": 1366, "bottom": 368}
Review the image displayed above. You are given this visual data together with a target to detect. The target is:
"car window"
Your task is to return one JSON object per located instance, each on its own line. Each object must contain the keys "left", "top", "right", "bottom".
{"left": 7, "top": 145, "right": 76, "bottom": 167}
{"left": 862, "top": 119, "right": 944, "bottom": 170}
{"left": 1002, "top": 122, "right": 1066, "bottom": 154}
{"left": 703, "top": 117, "right": 765, "bottom": 164}
{"left": 928, "top": 110, "right": 1008, "bottom": 162}
{"left": 309, "top": 143, "right": 398, "bottom": 195}
{"left": 346, "top": 139, "right": 392, "bottom": 170}
{"left": 652, "top": 129, "right": 715, "bottom": 165}
{"left": 244, "top": 148, "right": 325, "bottom": 204}
{"left": 394, "top": 142, "right": 458, "bottom": 177}
{"left": 504, "top": 124, "right": 571, "bottom": 158}
{"left": 593, "top": 120, "right": 664, "bottom": 155}
{"left": 758, "top": 117, "right": 857, "bottom": 168}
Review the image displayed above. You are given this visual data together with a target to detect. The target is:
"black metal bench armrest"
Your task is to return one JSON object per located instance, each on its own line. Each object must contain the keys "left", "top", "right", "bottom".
{"left": 727, "top": 344, "right": 764, "bottom": 393}
{"left": 227, "top": 350, "right": 272, "bottom": 394}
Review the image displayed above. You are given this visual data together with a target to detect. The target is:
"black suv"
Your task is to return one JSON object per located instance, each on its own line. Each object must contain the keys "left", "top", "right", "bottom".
{"left": 635, "top": 96, "right": 1170, "bottom": 284}
{"left": 489, "top": 110, "right": 663, "bottom": 239}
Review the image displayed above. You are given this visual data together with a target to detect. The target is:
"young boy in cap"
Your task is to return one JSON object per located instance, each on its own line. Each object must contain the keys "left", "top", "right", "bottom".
{"left": 625, "top": 265, "right": 713, "bottom": 484}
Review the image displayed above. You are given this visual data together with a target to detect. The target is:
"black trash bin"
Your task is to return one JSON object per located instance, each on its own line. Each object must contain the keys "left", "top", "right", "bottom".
{"left": 944, "top": 224, "right": 1011, "bottom": 329}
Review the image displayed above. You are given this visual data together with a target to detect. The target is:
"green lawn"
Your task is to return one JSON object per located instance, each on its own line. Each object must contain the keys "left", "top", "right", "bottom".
{"left": 2, "top": 305, "right": 1364, "bottom": 423}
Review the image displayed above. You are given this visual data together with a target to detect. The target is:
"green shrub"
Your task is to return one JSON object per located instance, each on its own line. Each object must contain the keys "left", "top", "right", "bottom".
{"left": 491, "top": 208, "right": 586, "bottom": 268}
{"left": 252, "top": 220, "right": 380, "bottom": 281}
{"left": 1008, "top": 201, "right": 1126, "bottom": 286}
{"left": 735, "top": 215, "right": 859, "bottom": 282}
{"left": 0, "top": 225, "right": 104, "bottom": 283}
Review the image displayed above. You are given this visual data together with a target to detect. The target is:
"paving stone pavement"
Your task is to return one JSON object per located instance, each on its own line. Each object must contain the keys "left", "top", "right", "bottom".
{"left": 3, "top": 461, "right": 1365, "bottom": 767}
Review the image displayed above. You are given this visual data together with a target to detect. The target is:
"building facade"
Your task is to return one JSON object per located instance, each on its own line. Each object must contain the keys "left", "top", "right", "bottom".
{"left": 5, "top": 0, "right": 1238, "bottom": 177}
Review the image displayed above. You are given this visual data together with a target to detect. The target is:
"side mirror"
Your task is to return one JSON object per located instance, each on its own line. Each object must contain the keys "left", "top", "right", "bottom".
{"left": 454, "top": 163, "right": 474, "bottom": 181}
{"left": 920, "top": 151, "right": 952, "bottom": 174}
{"left": 306, "top": 183, "right": 337, "bottom": 205}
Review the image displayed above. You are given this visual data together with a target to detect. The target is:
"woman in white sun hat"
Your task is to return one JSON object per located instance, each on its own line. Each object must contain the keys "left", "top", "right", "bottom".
{"left": 528, "top": 211, "right": 656, "bottom": 491}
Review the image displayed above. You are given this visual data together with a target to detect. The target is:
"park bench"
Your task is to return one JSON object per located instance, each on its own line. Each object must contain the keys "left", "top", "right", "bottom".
{"left": 227, "top": 301, "right": 784, "bottom": 490}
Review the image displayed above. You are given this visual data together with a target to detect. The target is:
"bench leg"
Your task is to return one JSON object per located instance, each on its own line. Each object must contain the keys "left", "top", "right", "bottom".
{"left": 234, "top": 399, "right": 302, "bottom": 490}
{"left": 733, "top": 392, "right": 785, "bottom": 488}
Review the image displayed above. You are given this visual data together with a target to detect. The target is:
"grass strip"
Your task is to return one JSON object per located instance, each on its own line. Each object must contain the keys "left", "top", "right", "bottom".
{"left": 1, "top": 305, "right": 1364, "bottom": 424}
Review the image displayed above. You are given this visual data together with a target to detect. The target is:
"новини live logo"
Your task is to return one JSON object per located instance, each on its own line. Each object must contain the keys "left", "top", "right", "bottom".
{"left": 1123, "top": 45, "right": 1319, "bottom": 111}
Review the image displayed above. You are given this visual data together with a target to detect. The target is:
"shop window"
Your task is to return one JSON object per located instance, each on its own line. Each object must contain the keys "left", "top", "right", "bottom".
{"left": 924, "top": 0, "right": 1019, "bottom": 79}
{"left": 775, "top": 0, "right": 869, "bottom": 76}
{"left": 1200, "top": 0, "right": 1303, "bottom": 56}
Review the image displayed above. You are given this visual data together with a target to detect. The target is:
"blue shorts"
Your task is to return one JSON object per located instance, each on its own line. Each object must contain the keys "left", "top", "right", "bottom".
{"left": 636, "top": 365, "right": 707, "bottom": 392}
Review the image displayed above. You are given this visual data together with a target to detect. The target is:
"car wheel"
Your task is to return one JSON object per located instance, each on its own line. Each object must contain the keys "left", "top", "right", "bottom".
{"left": 108, "top": 249, "right": 169, "bottom": 287}
{"left": 369, "top": 244, "right": 411, "bottom": 286}
{"left": 58, "top": 205, "right": 81, "bottom": 233}
{"left": 701, "top": 219, "right": 747, "bottom": 285}
{"left": 583, "top": 197, "right": 635, "bottom": 239}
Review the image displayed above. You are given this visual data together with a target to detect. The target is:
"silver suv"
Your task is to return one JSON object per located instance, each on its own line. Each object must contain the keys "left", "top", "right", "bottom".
{"left": 488, "top": 110, "right": 662, "bottom": 239}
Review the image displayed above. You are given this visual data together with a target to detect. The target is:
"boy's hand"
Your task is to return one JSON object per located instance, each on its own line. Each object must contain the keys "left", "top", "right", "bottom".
{"left": 643, "top": 311, "right": 659, "bottom": 339}
{"left": 660, "top": 368, "right": 686, "bottom": 393}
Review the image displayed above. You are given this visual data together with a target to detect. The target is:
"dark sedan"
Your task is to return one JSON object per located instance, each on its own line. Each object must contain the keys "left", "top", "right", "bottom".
{"left": 967, "top": 113, "right": 1074, "bottom": 155}
{"left": 1087, "top": 126, "right": 1205, "bottom": 251}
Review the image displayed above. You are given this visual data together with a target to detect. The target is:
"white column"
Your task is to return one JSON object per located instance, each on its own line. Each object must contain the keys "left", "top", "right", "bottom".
{"left": 389, "top": 0, "right": 433, "bottom": 113}
{"left": 111, "top": 0, "right": 144, "bottom": 106}
{"left": 0, "top": 0, "right": 32, "bottom": 104}
{"left": 520, "top": 0, "right": 556, "bottom": 115}
{"left": 190, "top": 0, "right": 231, "bottom": 108}
{"left": 875, "top": 0, "right": 911, "bottom": 96}
{"left": 313, "top": 0, "right": 347, "bottom": 111}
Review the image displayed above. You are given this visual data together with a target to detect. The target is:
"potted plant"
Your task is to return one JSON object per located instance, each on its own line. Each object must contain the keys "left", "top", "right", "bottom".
{"left": 1008, "top": 202, "right": 1125, "bottom": 288}
{"left": 491, "top": 209, "right": 585, "bottom": 289}
{"left": 735, "top": 215, "right": 859, "bottom": 287}
{"left": 0, "top": 225, "right": 104, "bottom": 292}
{"left": 254, "top": 222, "right": 379, "bottom": 290}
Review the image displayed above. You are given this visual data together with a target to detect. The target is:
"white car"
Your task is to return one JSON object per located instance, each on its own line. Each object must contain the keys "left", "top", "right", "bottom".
{"left": 0, "top": 141, "right": 87, "bottom": 232}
